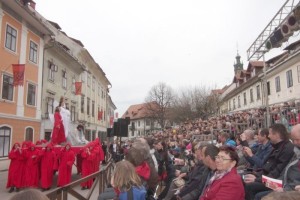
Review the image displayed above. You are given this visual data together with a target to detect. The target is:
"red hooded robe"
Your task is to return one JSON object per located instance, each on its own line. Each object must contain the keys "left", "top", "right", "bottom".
{"left": 39, "top": 143, "right": 56, "bottom": 189}
{"left": 6, "top": 143, "right": 23, "bottom": 189}
{"left": 57, "top": 143, "right": 75, "bottom": 187}
{"left": 24, "top": 143, "right": 41, "bottom": 188}
{"left": 81, "top": 146, "right": 96, "bottom": 188}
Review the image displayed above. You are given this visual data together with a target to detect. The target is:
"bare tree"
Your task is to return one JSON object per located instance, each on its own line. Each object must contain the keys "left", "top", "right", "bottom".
{"left": 170, "top": 85, "right": 220, "bottom": 122}
{"left": 145, "top": 82, "right": 175, "bottom": 129}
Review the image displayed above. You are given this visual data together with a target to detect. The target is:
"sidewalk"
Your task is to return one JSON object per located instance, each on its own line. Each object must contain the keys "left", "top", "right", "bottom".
{"left": 0, "top": 159, "right": 9, "bottom": 172}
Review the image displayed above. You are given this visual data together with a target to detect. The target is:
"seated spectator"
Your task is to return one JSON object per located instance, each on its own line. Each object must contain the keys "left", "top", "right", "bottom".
{"left": 10, "top": 189, "right": 49, "bottom": 200}
{"left": 240, "top": 129, "right": 258, "bottom": 153}
{"left": 261, "top": 191, "right": 300, "bottom": 200}
{"left": 199, "top": 146, "right": 245, "bottom": 200}
{"left": 114, "top": 160, "right": 146, "bottom": 200}
{"left": 254, "top": 124, "right": 300, "bottom": 200}
{"left": 218, "top": 131, "right": 236, "bottom": 147}
{"left": 244, "top": 124, "right": 294, "bottom": 200}
{"left": 243, "top": 128, "right": 272, "bottom": 171}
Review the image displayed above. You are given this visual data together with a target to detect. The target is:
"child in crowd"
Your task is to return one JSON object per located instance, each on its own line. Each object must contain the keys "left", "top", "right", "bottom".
{"left": 113, "top": 160, "right": 146, "bottom": 200}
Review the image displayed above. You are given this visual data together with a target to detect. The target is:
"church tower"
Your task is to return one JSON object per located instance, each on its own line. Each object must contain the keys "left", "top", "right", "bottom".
{"left": 234, "top": 52, "right": 243, "bottom": 74}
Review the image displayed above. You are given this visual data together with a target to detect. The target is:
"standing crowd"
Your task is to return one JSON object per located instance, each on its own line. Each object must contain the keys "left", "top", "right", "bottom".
{"left": 6, "top": 138, "right": 105, "bottom": 193}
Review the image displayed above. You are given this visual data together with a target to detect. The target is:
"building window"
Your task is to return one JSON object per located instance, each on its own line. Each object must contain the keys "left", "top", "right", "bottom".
{"left": 98, "top": 84, "right": 100, "bottom": 96}
{"left": 2, "top": 74, "right": 14, "bottom": 101}
{"left": 267, "top": 81, "right": 271, "bottom": 95}
{"left": 72, "top": 77, "right": 75, "bottom": 93}
{"left": 0, "top": 126, "right": 11, "bottom": 157}
{"left": 233, "top": 99, "right": 236, "bottom": 110}
{"left": 92, "top": 101, "right": 95, "bottom": 117}
{"left": 250, "top": 89, "right": 254, "bottom": 102}
{"left": 87, "top": 75, "right": 91, "bottom": 87}
{"left": 48, "top": 62, "right": 56, "bottom": 81}
{"left": 243, "top": 92, "right": 247, "bottom": 105}
{"left": 275, "top": 76, "right": 281, "bottom": 92}
{"left": 229, "top": 101, "right": 231, "bottom": 111}
{"left": 27, "top": 83, "right": 36, "bottom": 106}
{"left": 297, "top": 66, "right": 300, "bottom": 83}
{"left": 81, "top": 96, "right": 84, "bottom": 113}
{"left": 92, "top": 78, "right": 95, "bottom": 91}
{"left": 87, "top": 97, "right": 90, "bottom": 115}
{"left": 81, "top": 72, "right": 86, "bottom": 82}
{"left": 256, "top": 85, "right": 261, "bottom": 100}
{"left": 46, "top": 97, "right": 54, "bottom": 117}
{"left": 71, "top": 105, "right": 76, "bottom": 122}
{"left": 238, "top": 96, "right": 241, "bottom": 108}
{"left": 25, "top": 127, "right": 33, "bottom": 141}
{"left": 146, "top": 119, "right": 150, "bottom": 126}
{"left": 5, "top": 25, "right": 17, "bottom": 52}
{"left": 286, "top": 70, "right": 293, "bottom": 88}
{"left": 29, "top": 41, "right": 38, "bottom": 63}
{"left": 62, "top": 70, "right": 67, "bottom": 89}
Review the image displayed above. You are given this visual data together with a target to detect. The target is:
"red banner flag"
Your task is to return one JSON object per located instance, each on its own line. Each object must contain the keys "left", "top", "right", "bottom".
{"left": 98, "top": 110, "right": 103, "bottom": 120}
{"left": 115, "top": 112, "right": 118, "bottom": 118}
{"left": 12, "top": 64, "right": 25, "bottom": 86}
{"left": 75, "top": 82, "right": 82, "bottom": 95}
{"left": 110, "top": 116, "right": 114, "bottom": 127}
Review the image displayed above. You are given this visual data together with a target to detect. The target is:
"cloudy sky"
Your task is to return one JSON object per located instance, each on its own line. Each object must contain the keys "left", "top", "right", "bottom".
{"left": 34, "top": 0, "right": 291, "bottom": 115}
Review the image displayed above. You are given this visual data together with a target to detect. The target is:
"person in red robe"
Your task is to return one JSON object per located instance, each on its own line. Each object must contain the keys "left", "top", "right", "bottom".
{"left": 81, "top": 145, "right": 96, "bottom": 189}
{"left": 7, "top": 143, "right": 23, "bottom": 193}
{"left": 24, "top": 143, "right": 40, "bottom": 188}
{"left": 20, "top": 141, "right": 30, "bottom": 189}
{"left": 57, "top": 143, "right": 75, "bottom": 187}
{"left": 39, "top": 143, "right": 56, "bottom": 191}
{"left": 76, "top": 148, "right": 83, "bottom": 175}
{"left": 93, "top": 138, "right": 104, "bottom": 172}
{"left": 51, "top": 106, "right": 66, "bottom": 145}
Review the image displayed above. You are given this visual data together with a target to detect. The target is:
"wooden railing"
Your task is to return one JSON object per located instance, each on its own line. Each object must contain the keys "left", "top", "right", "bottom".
{"left": 46, "top": 159, "right": 114, "bottom": 200}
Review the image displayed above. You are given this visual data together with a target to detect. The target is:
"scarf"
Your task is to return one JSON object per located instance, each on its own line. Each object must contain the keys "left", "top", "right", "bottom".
{"left": 207, "top": 167, "right": 232, "bottom": 186}
{"left": 135, "top": 161, "right": 150, "bottom": 180}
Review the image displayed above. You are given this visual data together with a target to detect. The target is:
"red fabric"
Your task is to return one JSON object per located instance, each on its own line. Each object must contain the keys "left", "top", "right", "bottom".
{"left": 6, "top": 143, "right": 24, "bottom": 188}
{"left": 57, "top": 144, "right": 75, "bottom": 187}
{"left": 51, "top": 112, "right": 66, "bottom": 145}
{"left": 76, "top": 150, "right": 83, "bottom": 174}
{"left": 12, "top": 64, "right": 25, "bottom": 86}
{"left": 39, "top": 145, "right": 56, "bottom": 189}
{"left": 81, "top": 148, "right": 96, "bottom": 188}
{"left": 158, "top": 171, "right": 167, "bottom": 181}
{"left": 24, "top": 145, "right": 41, "bottom": 188}
{"left": 75, "top": 82, "right": 82, "bottom": 95}
{"left": 200, "top": 168, "right": 245, "bottom": 200}
{"left": 135, "top": 161, "right": 150, "bottom": 181}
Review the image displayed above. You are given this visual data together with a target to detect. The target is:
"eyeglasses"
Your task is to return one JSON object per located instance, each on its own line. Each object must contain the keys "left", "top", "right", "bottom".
{"left": 215, "top": 156, "right": 232, "bottom": 162}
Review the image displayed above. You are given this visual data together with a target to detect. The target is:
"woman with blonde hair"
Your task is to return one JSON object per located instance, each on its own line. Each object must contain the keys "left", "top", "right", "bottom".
{"left": 113, "top": 160, "right": 146, "bottom": 200}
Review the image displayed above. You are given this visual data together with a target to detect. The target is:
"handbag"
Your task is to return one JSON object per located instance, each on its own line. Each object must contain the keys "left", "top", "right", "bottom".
{"left": 173, "top": 178, "right": 185, "bottom": 188}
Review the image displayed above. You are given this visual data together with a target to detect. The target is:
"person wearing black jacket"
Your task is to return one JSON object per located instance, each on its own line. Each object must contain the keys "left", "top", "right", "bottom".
{"left": 155, "top": 140, "right": 176, "bottom": 200}
{"left": 244, "top": 123, "right": 294, "bottom": 200}
{"left": 175, "top": 143, "right": 210, "bottom": 200}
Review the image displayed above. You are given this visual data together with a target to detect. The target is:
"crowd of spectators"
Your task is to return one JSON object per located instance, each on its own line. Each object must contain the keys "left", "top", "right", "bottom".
{"left": 102, "top": 101, "right": 300, "bottom": 200}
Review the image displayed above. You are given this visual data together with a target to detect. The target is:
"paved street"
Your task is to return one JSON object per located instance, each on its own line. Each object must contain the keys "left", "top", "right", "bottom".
{"left": 0, "top": 160, "right": 101, "bottom": 200}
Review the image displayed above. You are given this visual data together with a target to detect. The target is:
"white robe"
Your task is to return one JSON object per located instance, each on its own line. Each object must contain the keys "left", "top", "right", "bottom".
{"left": 60, "top": 106, "right": 70, "bottom": 138}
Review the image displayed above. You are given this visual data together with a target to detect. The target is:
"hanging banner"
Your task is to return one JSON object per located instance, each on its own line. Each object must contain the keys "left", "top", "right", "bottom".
{"left": 115, "top": 112, "right": 118, "bottom": 119}
{"left": 98, "top": 110, "right": 103, "bottom": 120}
{"left": 110, "top": 116, "right": 114, "bottom": 127}
{"left": 12, "top": 64, "right": 25, "bottom": 86}
{"left": 75, "top": 82, "right": 82, "bottom": 95}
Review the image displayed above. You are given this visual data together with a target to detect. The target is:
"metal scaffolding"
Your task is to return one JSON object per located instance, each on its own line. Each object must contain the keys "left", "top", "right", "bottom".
{"left": 247, "top": 0, "right": 300, "bottom": 61}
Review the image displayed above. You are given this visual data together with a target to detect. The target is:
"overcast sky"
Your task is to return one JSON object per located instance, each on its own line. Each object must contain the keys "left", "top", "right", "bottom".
{"left": 34, "top": 0, "right": 291, "bottom": 115}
